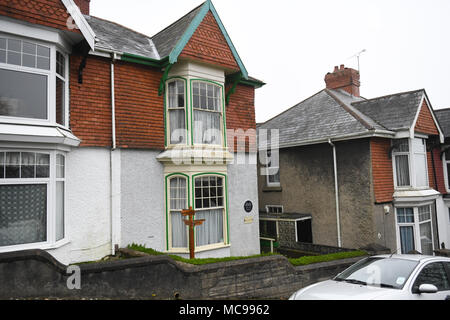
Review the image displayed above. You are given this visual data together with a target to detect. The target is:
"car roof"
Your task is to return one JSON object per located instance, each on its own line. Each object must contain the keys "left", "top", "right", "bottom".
{"left": 372, "top": 254, "right": 450, "bottom": 262}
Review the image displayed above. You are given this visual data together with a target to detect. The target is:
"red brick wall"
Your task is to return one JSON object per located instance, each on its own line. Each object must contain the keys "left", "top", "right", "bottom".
{"left": 415, "top": 100, "right": 439, "bottom": 135}
{"left": 73, "top": 0, "right": 89, "bottom": 15}
{"left": 371, "top": 138, "right": 394, "bottom": 203}
{"left": 180, "top": 11, "right": 239, "bottom": 72}
{"left": 325, "top": 66, "right": 360, "bottom": 97}
{"left": 0, "top": 0, "right": 80, "bottom": 34}
{"left": 427, "top": 148, "right": 447, "bottom": 194}
{"left": 114, "top": 61, "right": 165, "bottom": 150}
{"left": 225, "top": 84, "right": 256, "bottom": 152}
{"left": 69, "top": 54, "right": 112, "bottom": 147}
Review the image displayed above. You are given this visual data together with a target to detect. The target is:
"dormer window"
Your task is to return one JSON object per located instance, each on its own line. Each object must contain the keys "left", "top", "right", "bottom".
{"left": 0, "top": 35, "right": 68, "bottom": 127}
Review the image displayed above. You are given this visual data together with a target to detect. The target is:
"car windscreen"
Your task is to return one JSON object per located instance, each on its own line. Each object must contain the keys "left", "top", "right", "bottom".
{"left": 334, "top": 257, "right": 419, "bottom": 289}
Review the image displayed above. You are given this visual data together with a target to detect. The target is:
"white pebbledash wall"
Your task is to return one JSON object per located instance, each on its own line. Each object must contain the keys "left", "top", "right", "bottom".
{"left": 49, "top": 148, "right": 112, "bottom": 265}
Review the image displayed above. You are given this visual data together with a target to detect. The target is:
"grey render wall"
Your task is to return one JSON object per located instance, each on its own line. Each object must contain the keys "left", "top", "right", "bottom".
{"left": 227, "top": 153, "right": 261, "bottom": 257}
{"left": 120, "top": 149, "right": 165, "bottom": 251}
{"left": 0, "top": 249, "right": 363, "bottom": 300}
{"left": 258, "top": 139, "right": 376, "bottom": 249}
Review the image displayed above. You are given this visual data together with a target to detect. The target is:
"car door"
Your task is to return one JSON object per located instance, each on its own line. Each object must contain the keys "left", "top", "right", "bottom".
{"left": 410, "top": 262, "right": 450, "bottom": 300}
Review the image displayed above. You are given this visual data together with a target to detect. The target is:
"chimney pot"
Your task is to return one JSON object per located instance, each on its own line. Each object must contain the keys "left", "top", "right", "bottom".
{"left": 324, "top": 64, "right": 360, "bottom": 97}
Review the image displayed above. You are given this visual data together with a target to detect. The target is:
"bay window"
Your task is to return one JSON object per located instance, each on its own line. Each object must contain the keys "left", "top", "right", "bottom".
{"left": 192, "top": 81, "right": 223, "bottom": 145}
{"left": 392, "top": 138, "right": 428, "bottom": 188}
{"left": 0, "top": 150, "right": 66, "bottom": 250}
{"left": 167, "top": 79, "right": 186, "bottom": 145}
{"left": 168, "top": 176, "right": 188, "bottom": 248}
{"left": 194, "top": 175, "right": 225, "bottom": 246}
{"left": 396, "top": 205, "right": 433, "bottom": 255}
{"left": 0, "top": 34, "right": 68, "bottom": 127}
{"left": 393, "top": 139, "right": 411, "bottom": 187}
{"left": 166, "top": 173, "right": 228, "bottom": 252}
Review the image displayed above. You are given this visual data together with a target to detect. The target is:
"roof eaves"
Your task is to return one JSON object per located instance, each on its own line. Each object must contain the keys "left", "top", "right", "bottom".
{"left": 61, "top": 0, "right": 96, "bottom": 50}
{"left": 259, "top": 130, "right": 395, "bottom": 151}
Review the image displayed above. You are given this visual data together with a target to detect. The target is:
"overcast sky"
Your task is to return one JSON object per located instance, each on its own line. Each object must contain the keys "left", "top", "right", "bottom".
{"left": 90, "top": 0, "right": 450, "bottom": 123}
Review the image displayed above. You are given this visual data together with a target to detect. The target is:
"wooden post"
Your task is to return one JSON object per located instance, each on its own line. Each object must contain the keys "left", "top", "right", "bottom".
{"left": 181, "top": 207, "right": 205, "bottom": 259}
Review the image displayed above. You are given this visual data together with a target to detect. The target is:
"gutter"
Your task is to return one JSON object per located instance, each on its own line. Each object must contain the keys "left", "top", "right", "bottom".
{"left": 328, "top": 139, "right": 342, "bottom": 248}
{"left": 259, "top": 130, "right": 395, "bottom": 151}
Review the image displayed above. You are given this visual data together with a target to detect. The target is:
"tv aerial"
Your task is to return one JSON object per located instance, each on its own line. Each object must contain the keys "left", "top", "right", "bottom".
{"left": 347, "top": 49, "right": 366, "bottom": 72}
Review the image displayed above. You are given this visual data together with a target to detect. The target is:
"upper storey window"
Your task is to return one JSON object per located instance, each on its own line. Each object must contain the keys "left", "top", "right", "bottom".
{"left": 392, "top": 138, "right": 428, "bottom": 189}
{"left": 192, "top": 81, "right": 222, "bottom": 146}
{"left": 167, "top": 79, "right": 186, "bottom": 145}
{"left": 0, "top": 35, "right": 68, "bottom": 127}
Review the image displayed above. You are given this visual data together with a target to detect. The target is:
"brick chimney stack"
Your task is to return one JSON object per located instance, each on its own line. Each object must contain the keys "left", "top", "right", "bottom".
{"left": 73, "top": 0, "right": 91, "bottom": 15}
{"left": 325, "top": 64, "right": 360, "bottom": 97}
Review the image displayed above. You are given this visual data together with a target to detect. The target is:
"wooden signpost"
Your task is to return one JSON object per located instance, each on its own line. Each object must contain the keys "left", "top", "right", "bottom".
{"left": 181, "top": 207, "right": 205, "bottom": 259}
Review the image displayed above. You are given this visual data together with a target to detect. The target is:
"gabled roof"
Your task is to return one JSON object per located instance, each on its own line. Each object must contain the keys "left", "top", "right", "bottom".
{"left": 84, "top": 0, "right": 250, "bottom": 80}
{"left": 259, "top": 87, "right": 443, "bottom": 149}
{"left": 351, "top": 89, "right": 425, "bottom": 131}
{"left": 258, "top": 89, "right": 387, "bottom": 149}
{"left": 435, "top": 108, "right": 450, "bottom": 138}
{"left": 152, "top": 3, "right": 204, "bottom": 60}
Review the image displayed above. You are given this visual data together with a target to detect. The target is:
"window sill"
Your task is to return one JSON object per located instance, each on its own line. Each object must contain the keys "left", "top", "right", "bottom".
{"left": 0, "top": 238, "right": 70, "bottom": 254}
{"left": 167, "top": 243, "right": 231, "bottom": 255}
{"left": 263, "top": 186, "right": 282, "bottom": 193}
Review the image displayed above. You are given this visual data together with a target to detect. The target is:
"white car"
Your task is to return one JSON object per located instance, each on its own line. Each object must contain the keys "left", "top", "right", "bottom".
{"left": 289, "top": 254, "right": 450, "bottom": 300}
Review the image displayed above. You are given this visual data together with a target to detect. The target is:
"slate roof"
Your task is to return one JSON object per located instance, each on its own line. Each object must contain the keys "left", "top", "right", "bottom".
{"left": 258, "top": 89, "right": 382, "bottom": 148}
{"left": 151, "top": 3, "right": 204, "bottom": 59}
{"left": 352, "top": 89, "right": 425, "bottom": 131}
{"left": 435, "top": 108, "right": 450, "bottom": 138}
{"left": 84, "top": 15, "right": 160, "bottom": 60}
{"left": 259, "top": 88, "right": 433, "bottom": 149}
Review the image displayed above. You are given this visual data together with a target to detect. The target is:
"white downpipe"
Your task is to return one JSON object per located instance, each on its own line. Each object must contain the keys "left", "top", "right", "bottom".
{"left": 110, "top": 54, "right": 118, "bottom": 255}
{"left": 111, "top": 55, "right": 117, "bottom": 150}
{"left": 328, "top": 139, "right": 342, "bottom": 247}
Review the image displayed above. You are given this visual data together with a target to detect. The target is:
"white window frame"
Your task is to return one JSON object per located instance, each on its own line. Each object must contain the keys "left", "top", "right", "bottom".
{"left": 0, "top": 149, "right": 68, "bottom": 253}
{"left": 395, "top": 204, "right": 434, "bottom": 255}
{"left": 191, "top": 80, "right": 224, "bottom": 147}
{"left": 166, "top": 78, "right": 187, "bottom": 147}
{"left": 0, "top": 32, "right": 70, "bottom": 129}
{"left": 442, "top": 150, "right": 450, "bottom": 193}
{"left": 266, "top": 149, "right": 280, "bottom": 187}
{"left": 392, "top": 138, "right": 429, "bottom": 189}
{"left": 167, "top": 175, "right": 189, "bottom": 251}
{"left": 265, "top": 205, "right": 283, "bottom": 214}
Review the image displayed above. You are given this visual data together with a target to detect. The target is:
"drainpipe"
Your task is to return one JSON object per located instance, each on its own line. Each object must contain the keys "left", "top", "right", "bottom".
{"left": 110, "top": 53, "right": 118, "bottom": 255}
{"left": 328, "top": 139, "right": 342, "bottom": 247}
{"left": 111, "top": 53, "right": 117, "bottom": 150}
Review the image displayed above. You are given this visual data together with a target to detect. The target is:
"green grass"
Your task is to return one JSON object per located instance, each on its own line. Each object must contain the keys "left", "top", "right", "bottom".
{"left": 128, "top": 244, "right": 367, "bottom": 267}
{"left": 288, "top": 250, "right": 367, "bottom": 266}
{"left": 127, "top": 244, "right": 277, "bottom": 265}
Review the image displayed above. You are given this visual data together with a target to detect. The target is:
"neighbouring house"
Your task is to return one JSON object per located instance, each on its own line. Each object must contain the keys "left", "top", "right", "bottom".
{"left": 434, "top": 108, "right": 450, "bottom": 248}
{"left": 0, "top": 0, "right": 264, "bottom": 264}
{"left": 258, "top": 64, "right": 449, "bottom": 255}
